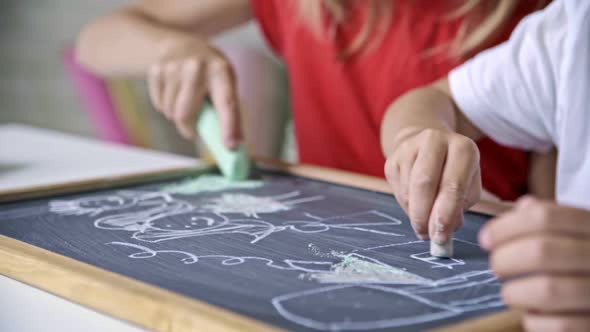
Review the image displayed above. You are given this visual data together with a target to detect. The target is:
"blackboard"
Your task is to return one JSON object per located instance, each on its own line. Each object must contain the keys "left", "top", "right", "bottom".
{"left": 0, "top": 170, "right": 503, "bottom": 331}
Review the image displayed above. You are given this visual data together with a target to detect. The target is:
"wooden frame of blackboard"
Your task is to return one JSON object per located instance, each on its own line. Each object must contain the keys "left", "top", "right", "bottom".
{"left": 0, "top": 164, "right": 209, "bottom": 204}
{"left": 0, "top": 158, "right": 522, "bottom": 332}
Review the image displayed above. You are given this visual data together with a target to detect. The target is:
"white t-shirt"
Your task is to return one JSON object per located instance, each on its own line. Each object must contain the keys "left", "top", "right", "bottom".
{"left": 449, "top": 0, "right": 590, "bottom": 209}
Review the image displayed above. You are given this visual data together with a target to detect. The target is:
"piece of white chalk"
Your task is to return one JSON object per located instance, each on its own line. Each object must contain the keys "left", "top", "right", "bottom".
{"left": 430, "top": 239, "right": 454, "bottom": 258}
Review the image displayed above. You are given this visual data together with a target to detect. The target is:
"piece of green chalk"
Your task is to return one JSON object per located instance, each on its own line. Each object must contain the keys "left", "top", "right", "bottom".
{"left": 196, "top": 103, "right": 251, "bottom": 181}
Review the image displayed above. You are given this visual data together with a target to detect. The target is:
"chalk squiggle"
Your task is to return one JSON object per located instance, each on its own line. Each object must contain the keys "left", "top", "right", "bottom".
{"left": 108, "top": 242, "right": 334, "bottom": 273}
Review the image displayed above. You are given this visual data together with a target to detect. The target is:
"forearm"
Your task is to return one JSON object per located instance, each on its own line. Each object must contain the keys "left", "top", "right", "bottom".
{"left": 528, "top": 148, "right": 557, "bottom": 199}
{"left": 380, "top": 80, "right": 482, "bottom": 157}
{"left": 76, "top": 10, "right": 183, "bottom": 77}
{"left": 381, "top": 80, "right": 481, "bottom": 156}
{"left": 75, "top": 1, "right": 251, "bottom": 78}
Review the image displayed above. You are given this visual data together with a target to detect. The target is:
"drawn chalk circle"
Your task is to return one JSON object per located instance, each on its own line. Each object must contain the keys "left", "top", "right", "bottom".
{"left": 128, "top": 251, "right": 156, "bottom": 259}
{"left": 180, "top": 257, "right": 199, "bottom": 264}
{"left": 272, "top": 285, "right": 458, "bottom": 331}
{"left": 222, "top": 257, "right": 247, "bottom": 265}
{"left": 286, "top": 221, "right": 330, "bottom": 233}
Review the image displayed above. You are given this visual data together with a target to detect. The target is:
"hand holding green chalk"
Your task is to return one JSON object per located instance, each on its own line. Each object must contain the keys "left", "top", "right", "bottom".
{"left": 196, "top": 103, "right": 251, "bottom": 181}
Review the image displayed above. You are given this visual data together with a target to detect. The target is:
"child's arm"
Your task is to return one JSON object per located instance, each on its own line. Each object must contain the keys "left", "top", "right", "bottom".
{"left": 529, "top": 149, "right": 557, "bottom": 199}
{"left": 381, "top": 0, "right": 560, "bottom": 243}
{"left": 380, "top": 79, "right": 483, "bottom": 243}
{"left": 382, "top": 2, "right": 590, "bottom": 328}
{"left": 76, "top": 0, "right": 251, "bottom": 145}
{"left": 381, "top": 79, "right": 556, "bottom": 243}
{"left": 76, "top": 0, "right": 251, "bottom": 77}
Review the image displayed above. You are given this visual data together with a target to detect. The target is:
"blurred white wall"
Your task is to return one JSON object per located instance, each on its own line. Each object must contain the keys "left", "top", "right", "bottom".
{"left": 0, "top": 1, "right": 130, "bottom": 137}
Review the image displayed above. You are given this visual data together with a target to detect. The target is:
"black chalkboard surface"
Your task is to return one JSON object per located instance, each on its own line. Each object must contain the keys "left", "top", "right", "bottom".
{"left": 0, "top": 170, "right": 503, "bottom": 331}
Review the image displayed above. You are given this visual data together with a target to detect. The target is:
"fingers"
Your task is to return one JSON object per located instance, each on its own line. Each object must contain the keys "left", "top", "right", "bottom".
{"left": 384, "top": 157, "right": 401, "bottom": 207}
{"left": 393, "top": 145, "right": 417, "bottom": 236}
{"left": 208, "top": 58, "right": 242, "bottom": 150}
{"left": 467, "top": 165, "right": 482, "bottom": 208}
{"left": 385, "top": 142, "right": 416, "bottom": 220}
{"left": 451, "top": 167, "right": 480, "bottom": 233}
{"left": 398, "top": 149, "right": 417, "bottom": 217}
{"left": 148, "top": 65, "right": 164, "bottom": 113}
{"left": 385, "top": 150, "right": 422, "bottom": 238}
{"left": 408, "top": 132, "right": 446, "bottom": 240}
{"left": 428, "top": 137, "right": 479, "bottom": 244}
{"left": 147, "top": 50, "right": 241, "bottom": 147}
{"left": 502, "top": 275, "right": 590, "bottom": 313}
{"left": 491, "top": 234, "right": 590, "bottom": 277}
{"left": 385, "top": 156, "right": 419, "bottom": 236}
{"left": 523, "top": 313, "right": 590, "bottom": 332}
{"left": 479, "top": 197, "right": 590, "bottom": 250}
{"left": 385, "top": 130, "right": 479, "bottom": 241}
{"left": 482, "top": 198, "right": 590, "bottom": 325}
{"left": 162, "top": 63, "right": 181, "bottom": 120}
{"left": 173, "top": 60, "right": 206, "bottom": 139}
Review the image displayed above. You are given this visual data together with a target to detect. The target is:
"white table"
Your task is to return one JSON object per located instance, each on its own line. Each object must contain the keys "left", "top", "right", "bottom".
{"left": 0, "top": 124, "right": 201, "bottom": 332}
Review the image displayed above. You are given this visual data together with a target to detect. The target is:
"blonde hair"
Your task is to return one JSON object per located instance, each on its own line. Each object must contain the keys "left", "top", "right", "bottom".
{"left": 296, "top": 0, "right": 547, "bottom": 59}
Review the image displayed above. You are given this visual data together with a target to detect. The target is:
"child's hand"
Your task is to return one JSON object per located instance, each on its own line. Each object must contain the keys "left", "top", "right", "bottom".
{"left": 480, "top": 197, "right": 590, "bottom": 331}
{"left": 384, "top": 127, "right": 481, "bottom": 242}
{"left": 148, "top": 37, "right": 242, "bottom": 148}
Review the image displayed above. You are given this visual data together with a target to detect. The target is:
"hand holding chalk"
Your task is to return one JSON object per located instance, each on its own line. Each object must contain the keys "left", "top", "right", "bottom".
{"left": 196, "top": 102, "right": 251, "bottom": 181}
{"left": 146, "top": 36, "right": 241, "bottom": 148}
{"left": 384, "top": 127, "right": 482, "bottom": 257}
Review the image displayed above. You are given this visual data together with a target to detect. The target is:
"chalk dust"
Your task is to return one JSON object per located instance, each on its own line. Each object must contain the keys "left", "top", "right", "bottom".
{"left": 162, "top": 175, "right": 263, "bottom": 195}
{"left": 307, "top": 254, "right": 430, "bottom": 285}
{"left": 201, "top": 193, "right": 292, "bottom": 217}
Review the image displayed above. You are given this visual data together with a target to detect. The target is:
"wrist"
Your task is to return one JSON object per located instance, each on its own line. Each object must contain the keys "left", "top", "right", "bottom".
{"left": 154, "top": 32, "right": 207, "bottom": 62}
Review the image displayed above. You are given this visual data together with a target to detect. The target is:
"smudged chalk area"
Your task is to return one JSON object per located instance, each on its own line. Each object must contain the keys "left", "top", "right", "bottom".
{"left": 162, "top": 175, "right": 263, "bottom": 195}
{"left": 308, "top": 253, "right": 431, "bottom": 285}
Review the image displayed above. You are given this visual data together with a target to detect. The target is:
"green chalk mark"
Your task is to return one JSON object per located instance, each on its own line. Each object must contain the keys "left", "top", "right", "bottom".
{"left": 162, "top": 175, "right": 263, "bottom": 195}
{"left": 308, "top": 254, "right": 430, "bottom": 285}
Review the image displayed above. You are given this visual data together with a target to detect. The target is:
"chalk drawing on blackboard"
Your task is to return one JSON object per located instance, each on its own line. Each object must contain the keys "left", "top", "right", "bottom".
{"left": 200, "top": 191, "right": 324, "bottom": 217}
{"left": 162, "top": 175, "right": 264, "bottom": 194}
{"left": 47, "top": 187, "right": 501, "bottom": 331}
{"left": 307, "top": 253, "right": 431, "bottom": 285}
{"left": 49, "top": 190, "right": 323, "bottom": 221}
{"left": 49, "top": 191, "right": 405, "bottom": 244}
{"left": 112, "top": 208, "right": 404, "bottom": 244}
{"left": 359, "top": 240, "right": 424, "bottom": 251}
{"left": 108, "top": 241, "right": 334, "bottom": 273}
{"left": 107, "top": 237, "right": 502, "bottom": 330}
{"left": 410, "top": 252, "right": 466, "bottom": 270}
{"left": 49, "top": 190, "right": 171, "bottom": 217}
{"left": 272, "top": 270, "right": 502, "bottom": 331}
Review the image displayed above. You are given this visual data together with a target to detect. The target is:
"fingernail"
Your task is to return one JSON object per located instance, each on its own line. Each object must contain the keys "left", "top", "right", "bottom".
{"left": 434, "top": 232, "right": 448, "bottom": 245}
{"left": 434, "top": 221, "right": 445, "bottom": 233}
{"left": 478, "top": 229, "right": 491, "bottom": 250}
{"left": 433, "top": 221, "right": 447, "bottom": 245}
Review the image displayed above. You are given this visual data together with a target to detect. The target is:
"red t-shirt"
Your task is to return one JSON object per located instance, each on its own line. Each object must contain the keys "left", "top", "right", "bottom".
{"left": 250, "top": 0, "right": 543, "bottom": 201}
